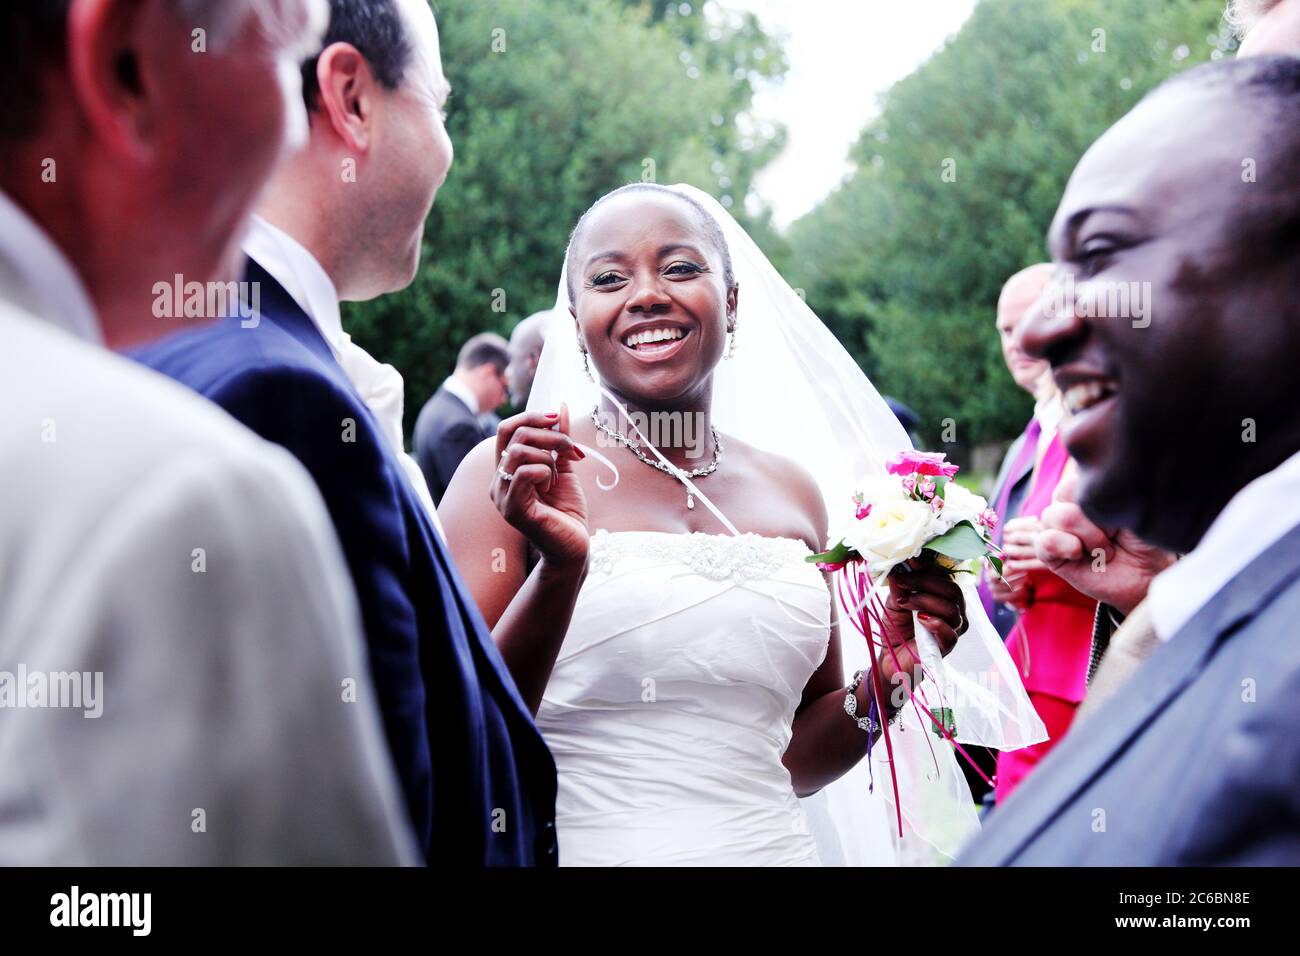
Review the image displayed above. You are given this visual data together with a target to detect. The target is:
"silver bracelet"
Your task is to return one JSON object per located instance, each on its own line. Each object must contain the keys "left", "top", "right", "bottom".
{"left": 843, "top": 669, "right": 880, "bottom": 734}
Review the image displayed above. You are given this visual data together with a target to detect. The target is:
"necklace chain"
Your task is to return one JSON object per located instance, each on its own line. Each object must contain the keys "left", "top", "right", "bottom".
{"left": 590, "top": 407, "right": 723, "bottom": 481}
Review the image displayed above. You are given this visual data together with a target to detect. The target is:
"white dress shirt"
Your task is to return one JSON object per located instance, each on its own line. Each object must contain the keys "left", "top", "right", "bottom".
{"left": 1148, "top": 449, "right": 1300, "bottom": 642}
{"left": 1034, "top": 392, "right": 1065, "bottom": 460}
{"left": 0, "top": 193, "right": 415, "bottom": 864}
{"left": 243, "top": 216, "right": 445, "bottom": 537}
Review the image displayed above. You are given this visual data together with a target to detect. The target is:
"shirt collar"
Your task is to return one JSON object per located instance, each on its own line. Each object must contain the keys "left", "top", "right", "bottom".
{"left": 442, "top": 375, "right": 480, "bottom": 416}
{"left": 242, "top": 215, "right": 343, "bottom": 352}
{"left": 1034, "top": 393, "right": 1065, "bottom": 434}
{"left": 0, "top": 189, "right": 101, "bottom": 344}
{"left": 1148, "top": 448, "right": 1300, "bottom": 641}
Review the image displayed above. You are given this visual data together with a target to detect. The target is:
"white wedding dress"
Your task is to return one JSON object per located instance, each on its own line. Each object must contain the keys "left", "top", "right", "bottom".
{"left": 529, "top": 185, "right": 1048, "bottom": 866}
{"left": 536, "top": 529, "right": 832, "bottom": 866}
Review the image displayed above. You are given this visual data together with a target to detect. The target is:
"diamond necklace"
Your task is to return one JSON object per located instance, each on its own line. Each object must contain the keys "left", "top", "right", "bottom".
{"left": 590, "top": 406, "right": 722, "bottom": 510}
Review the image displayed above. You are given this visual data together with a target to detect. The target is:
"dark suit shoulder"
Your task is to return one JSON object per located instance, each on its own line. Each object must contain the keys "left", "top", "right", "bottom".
{"left": 135, "top": 318, "right": 381, "bottom": 441}
{"left": 133, "top": 315, "right": 307, "bottom": 380}
{"left": 415, "top": 386, "right": 478, "bottom": 442}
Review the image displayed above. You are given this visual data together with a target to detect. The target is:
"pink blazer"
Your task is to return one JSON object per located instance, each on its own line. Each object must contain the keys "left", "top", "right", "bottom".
{"left": 1004, "top": 433, "right": 1096, "bottom": 705}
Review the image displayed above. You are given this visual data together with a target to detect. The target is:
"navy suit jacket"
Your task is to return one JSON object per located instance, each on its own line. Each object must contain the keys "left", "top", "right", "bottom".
{"left": 413, "top": 385, "right": 487, "bottom": 506}
{"left": 959, "top": 519, "right": 1300, "bottom": 865}
{"left": 132, "top": 261, "right": 558, "bottom": 865}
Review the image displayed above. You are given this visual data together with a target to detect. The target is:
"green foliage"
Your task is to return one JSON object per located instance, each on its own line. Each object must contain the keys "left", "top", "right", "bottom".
{"left": 786, "top": 0, "right": 1236, "bottom": 448}
{"left": 925, "top": 520, "right": 991, "bottom": 561}
{"left": 345, "top": 0, "right": 788, "bottom": 435}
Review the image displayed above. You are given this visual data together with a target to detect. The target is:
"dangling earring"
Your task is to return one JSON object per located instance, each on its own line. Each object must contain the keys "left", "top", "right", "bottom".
{"left": 579, "top": 347, "right": 595, "bottom": 381}
{"left": 725, "top": 329, "right": 738, "bottom": 360}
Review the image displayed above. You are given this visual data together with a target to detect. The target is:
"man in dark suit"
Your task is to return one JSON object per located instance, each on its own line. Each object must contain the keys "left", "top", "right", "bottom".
{"left": 414, "top": 333, "right": 509, "bottom": 504}
{"left": 134, "top": 0, "right": 557, "bottom": 865}
{"left": 960, "top": 56, "right": 1300, "bottom": 865}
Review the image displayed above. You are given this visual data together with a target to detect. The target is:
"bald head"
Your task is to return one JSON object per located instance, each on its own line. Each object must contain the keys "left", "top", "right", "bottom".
{"left": 506, "top": 311, "right": 551, "bottom": 407}
{"left": 1231, "top": 0, "right": 1300, "bottom": 56}
{"left": 996, "top": 264, "right": 1054, "bottom": 394}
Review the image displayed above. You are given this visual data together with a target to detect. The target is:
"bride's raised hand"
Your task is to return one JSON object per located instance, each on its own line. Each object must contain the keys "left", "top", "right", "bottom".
{"left": 491, "top": 403, "right": 590, "bottom": 567}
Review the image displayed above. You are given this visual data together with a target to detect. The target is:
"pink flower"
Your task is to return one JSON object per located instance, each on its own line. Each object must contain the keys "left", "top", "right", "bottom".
{"left": 886, "top": 450, "right": 960, "bottom": 479}
{"left": 978, "top": 508, "right": 999, "bottom": 531}
{"left": 856, "top": 503, "right": 872, "bottom": 520}
{"left": 918, "top": 476, "right": 936, "bottom": 500}
{"left": 901, "top": 475, "right": 917, "bottom": 495}
{"left": 930, "top": 495, "right": 945, "bottom": 513}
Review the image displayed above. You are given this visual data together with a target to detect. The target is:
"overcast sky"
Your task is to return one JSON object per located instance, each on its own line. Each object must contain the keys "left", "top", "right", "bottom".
{"left": 726, "top": 0, "right": 978, "bottom": 228}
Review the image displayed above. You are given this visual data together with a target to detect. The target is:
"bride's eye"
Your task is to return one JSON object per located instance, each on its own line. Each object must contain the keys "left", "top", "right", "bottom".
{"left": 591, "top": 271, "right": 625, "bottom": 287}
{"left": 665, "top": 262, "right": 702, "bottom": 277}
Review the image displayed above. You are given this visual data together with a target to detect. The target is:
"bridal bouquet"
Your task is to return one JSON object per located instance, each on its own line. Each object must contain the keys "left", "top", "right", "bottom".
{"left": 808, "top": 450, "right": 1002, "bottom": 579}
{"left": 806, "top": 451, "right": 1001, "bottom": 835}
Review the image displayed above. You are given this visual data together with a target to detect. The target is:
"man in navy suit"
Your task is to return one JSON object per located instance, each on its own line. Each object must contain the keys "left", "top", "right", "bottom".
{"left": 414, "top": 333, "right": 509, "bottom": 505}
{"left": 960, "top": 56, "right": 1300, "bottom": 865}
{"left": 134, "top": 0, "right": 557, "bottom": 865}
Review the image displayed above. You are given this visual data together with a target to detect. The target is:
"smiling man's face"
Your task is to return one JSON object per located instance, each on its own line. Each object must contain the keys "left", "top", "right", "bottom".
{"left": 1019, "top": 67, "right": 1300, "bottom": 553}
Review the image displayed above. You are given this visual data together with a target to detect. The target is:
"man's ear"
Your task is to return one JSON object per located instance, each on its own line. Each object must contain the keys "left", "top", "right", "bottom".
{"left": 314, "top": 42, "right": 376, "bottom": 153}
{"left": 67, "top": 0, "right": 159, "bottom": 163}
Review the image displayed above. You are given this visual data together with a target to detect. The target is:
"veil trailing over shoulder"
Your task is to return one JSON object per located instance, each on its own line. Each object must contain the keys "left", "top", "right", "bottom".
{"left": 529, "top": 183, "right": 1046, "bottom": 864}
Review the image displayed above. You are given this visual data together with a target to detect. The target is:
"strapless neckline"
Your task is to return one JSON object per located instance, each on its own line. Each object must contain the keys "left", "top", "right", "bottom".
{"left": 587, "top": 528, "right": 814, "bottom": 583}
{"left": 592, "top": 528, "right": 810, "bottom": 548}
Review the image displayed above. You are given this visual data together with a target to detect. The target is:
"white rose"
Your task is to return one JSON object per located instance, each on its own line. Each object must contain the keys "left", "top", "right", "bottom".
{"left": 853, "top": 474, "right": 909, "bottom": 505}
{"left": 843, "top": 497, "right": 935, "bottom": 577}
{"left": 940, "top": 482, "right": 988, "bottom": 524}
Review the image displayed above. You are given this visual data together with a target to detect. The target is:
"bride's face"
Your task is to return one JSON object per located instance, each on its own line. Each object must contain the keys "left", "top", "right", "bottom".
{"left": 570, "top": 192, "right": 737, "bottom": 406}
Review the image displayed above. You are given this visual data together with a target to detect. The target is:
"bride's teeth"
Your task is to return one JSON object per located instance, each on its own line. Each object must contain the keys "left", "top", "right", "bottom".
{"left": 625, "top": 328, "right": 686, "bottom": 347}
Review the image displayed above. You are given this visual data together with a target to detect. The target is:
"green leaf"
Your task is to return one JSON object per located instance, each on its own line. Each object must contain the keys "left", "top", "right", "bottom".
{"left": 986, "top": 554, "right": 1004, "bottom": 576}
{"left": 934, "top": 475, "right": 950, "bottom": 499}
{"left": 806, "top": 539, "right": 855, "bottom": 565}
{"left": 925, "top": 521, "right": 991, "bottom": 561}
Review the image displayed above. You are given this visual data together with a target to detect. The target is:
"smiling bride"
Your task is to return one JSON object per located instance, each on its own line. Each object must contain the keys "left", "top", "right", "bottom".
{"left": 439, "top": 183, "right": 1044, "bottom": 866}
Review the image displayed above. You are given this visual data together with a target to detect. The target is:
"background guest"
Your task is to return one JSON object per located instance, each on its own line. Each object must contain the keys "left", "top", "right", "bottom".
{"left": 990, "top": 369, "right": 1098, "bottom": 804}
{"left": 0, "top": 0, "right": 413, "bottom": 864}
{"left": 506, "top": 310, "right": 552, "bottom": 410}
{"left": 415, "top": 331, "right": 510, "bottom": 503}
{"left": 1230, "top": 0, "right": 1300, "bottom": 55}
{"left": 980, "top": 263, "right": 1056, "bottom": 638}
{"left": 885, "top": 396, "right": 921, "bottom": 446}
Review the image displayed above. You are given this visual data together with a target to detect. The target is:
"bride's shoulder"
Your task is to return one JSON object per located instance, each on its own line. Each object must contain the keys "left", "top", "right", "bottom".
{"left": 723, "top": 434, "right": 827, "bottom": 540}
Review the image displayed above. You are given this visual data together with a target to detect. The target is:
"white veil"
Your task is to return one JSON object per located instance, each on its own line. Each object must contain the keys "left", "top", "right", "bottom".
{"left": 529, "top": 183, "right": 1046, "bottom": 864}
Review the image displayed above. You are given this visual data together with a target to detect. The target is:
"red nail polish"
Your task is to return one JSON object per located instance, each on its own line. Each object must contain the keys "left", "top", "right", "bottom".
{"left": 574, "top": 447, "right": 586, "bottom": 459}
{"left": 546, "top": 412, "right": 559, "bottom": 420}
